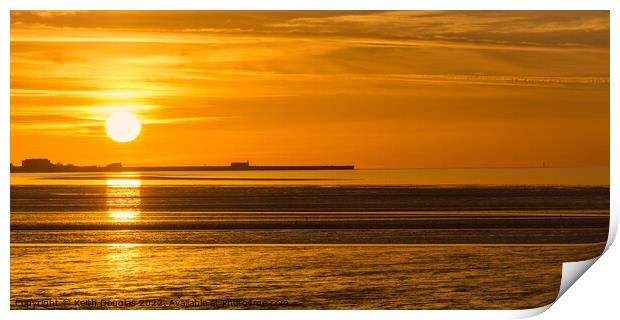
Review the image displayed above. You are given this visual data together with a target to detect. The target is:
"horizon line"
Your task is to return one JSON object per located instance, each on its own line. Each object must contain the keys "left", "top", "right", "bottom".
{"left": 9, "top": 162, "right": 610, "bottom": 170}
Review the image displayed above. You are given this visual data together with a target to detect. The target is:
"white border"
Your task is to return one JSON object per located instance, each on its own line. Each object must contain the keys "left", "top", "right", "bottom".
{"left": 1, "top": 1, "right": 616, "bottom": 319}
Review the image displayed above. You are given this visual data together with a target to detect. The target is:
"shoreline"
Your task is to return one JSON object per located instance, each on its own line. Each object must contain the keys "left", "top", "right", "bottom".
{"left": 10, "top": 165, "right": 355, "bottom": 173}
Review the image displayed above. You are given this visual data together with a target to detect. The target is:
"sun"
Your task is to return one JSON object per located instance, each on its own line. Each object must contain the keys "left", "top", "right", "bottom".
{"left": 105, "top": 112, "right": 142, "bottom": 143}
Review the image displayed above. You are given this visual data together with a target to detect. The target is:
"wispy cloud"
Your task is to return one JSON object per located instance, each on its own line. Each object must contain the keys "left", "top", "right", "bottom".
{"left": 269, "top": 11, "right": 609, "bottom": 48}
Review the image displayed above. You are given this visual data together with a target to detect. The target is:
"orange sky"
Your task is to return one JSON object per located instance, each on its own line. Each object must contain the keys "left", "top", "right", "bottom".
{"left": 10, "top": 11, "right": 610, "bottom": 168}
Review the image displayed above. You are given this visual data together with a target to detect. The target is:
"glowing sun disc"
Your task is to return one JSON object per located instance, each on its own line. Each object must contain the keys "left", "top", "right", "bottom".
{"left": 106, "top": 112, "right": 141, "bottom": 142}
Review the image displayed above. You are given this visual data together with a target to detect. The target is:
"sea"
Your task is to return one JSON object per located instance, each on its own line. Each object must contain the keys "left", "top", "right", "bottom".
{"left": 10, "top": 168, "right": 610, "bottom": 309}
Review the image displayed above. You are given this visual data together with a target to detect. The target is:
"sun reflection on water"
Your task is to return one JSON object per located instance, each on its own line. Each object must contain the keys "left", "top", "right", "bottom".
{"left": 106, "top": 178, "right": 142, "bottom": 187}
{"left": 106, "top": 243, "right": 142, "bottom": 247}
{"left": 109, "top": 210, "right": 138, "bottom": 222}
{"left": 106, "top": 175, "right": 142, "bottom": 222}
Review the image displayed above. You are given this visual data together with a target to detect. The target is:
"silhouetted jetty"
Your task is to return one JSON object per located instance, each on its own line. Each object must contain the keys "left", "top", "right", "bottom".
{"left": 10, "top": 159, "right": 354, "bottom": 173}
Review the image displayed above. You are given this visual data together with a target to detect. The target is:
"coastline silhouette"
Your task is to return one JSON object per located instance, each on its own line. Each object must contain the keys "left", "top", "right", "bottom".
{"left": 10, "top": 158, "right": 355, "bottom": 173}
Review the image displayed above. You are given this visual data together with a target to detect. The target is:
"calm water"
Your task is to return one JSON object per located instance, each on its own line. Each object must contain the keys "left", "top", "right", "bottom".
{"left": 10, "top": 244, "right": 604, "bottom": 310}
{"left": 10, "top": 168, "right": 609, "bottom": 309}
{"left": 9, "top": 167, "right": 610, "bottom": 186}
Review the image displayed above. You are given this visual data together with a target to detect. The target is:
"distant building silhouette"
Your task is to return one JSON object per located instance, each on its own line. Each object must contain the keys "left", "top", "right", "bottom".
{"left": 230, "top": 161, "right": 250, "bottom": 169}
{"left": 106, "top": 163, "right": 123, "bottom": 170}
{"left": 21, "top": 158, "right": 53, "bottom": 170}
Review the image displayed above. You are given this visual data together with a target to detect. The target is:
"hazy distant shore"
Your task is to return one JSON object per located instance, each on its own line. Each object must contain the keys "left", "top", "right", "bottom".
{"left": 11, "top": 164, "right": 355, "bottom": 173}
